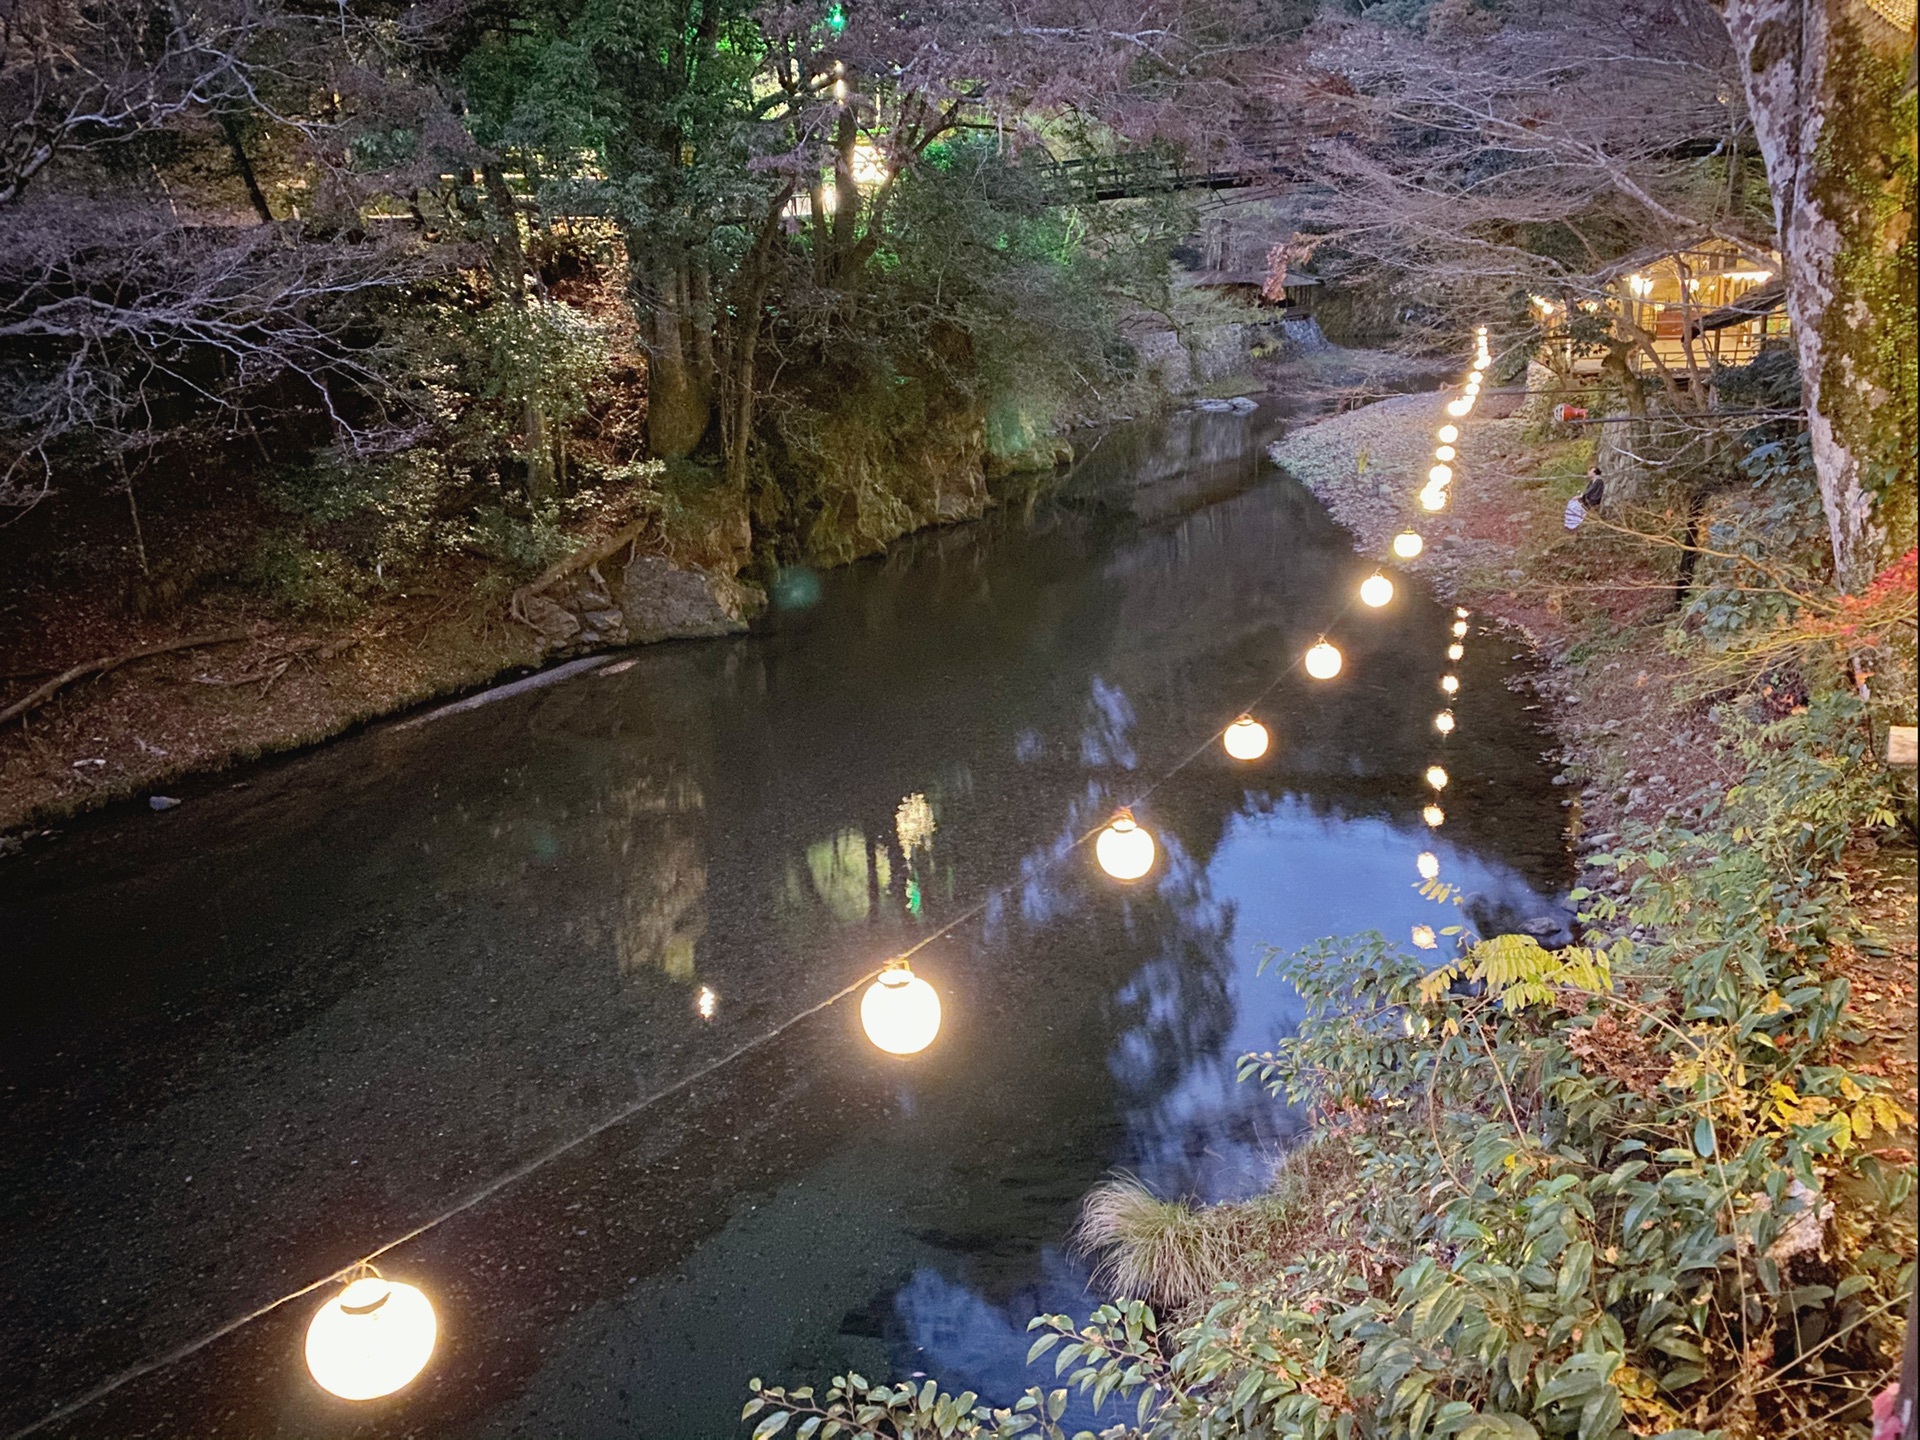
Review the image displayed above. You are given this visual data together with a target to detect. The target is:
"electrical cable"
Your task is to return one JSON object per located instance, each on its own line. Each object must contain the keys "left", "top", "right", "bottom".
{"left": 9, "top": 359, "right": 1470, "bottom": 1439}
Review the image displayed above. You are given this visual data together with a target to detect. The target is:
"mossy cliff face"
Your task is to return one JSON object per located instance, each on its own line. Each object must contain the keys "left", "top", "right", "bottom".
{"left": 1722, "top": 0, "right": 1918, "bottom": 589}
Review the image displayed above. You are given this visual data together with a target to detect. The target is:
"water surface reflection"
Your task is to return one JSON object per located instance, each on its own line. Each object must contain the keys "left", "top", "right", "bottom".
{"left": 0, "top": 404, "right": 1567, "bottom": 1438}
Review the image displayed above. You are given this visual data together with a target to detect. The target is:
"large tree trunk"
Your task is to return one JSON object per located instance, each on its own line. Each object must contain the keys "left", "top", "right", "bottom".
{"left": 482, "top": 164, "right": 555, "bottom": 501}
{"left": 1717, "top": 0, "right": 1918, "bottom": 590}
{"left": 635, "top": 250, "right": 713, "bottom": 459}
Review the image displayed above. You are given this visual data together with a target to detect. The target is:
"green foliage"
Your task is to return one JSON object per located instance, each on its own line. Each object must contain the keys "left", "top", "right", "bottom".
{"left": 741, "top": 1371, "right": 1085, "bottom": 1440}
{"left": 825, "top": 138, "right": 1177, "bottom": 424}
{"left": 1680, "top": 435, "right": 1830, "bottom": 642}
{"left": 452, "top": 502, "right": 580, "bottom": 576}
{"left": 242, "top": 534, "right": 370, "bottom": 618}
{"left": 751, "top": 688, "right": 1913, "bottom": 1440}
{"left": 1708, "top": 692, "right": 1905, "bottom": 867}
{"left": 470, "top": 297, "right": 617, "bottom": 434}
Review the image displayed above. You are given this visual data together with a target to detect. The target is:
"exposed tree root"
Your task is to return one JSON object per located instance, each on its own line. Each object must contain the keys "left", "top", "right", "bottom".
{"left": 0, "top": 629, "right": 255, "bottom": 727}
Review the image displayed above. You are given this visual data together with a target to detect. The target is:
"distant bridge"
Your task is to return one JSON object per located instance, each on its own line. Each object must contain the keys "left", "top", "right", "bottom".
{"left": 1042, "top": 150, "right": 1300, "bottom": 202}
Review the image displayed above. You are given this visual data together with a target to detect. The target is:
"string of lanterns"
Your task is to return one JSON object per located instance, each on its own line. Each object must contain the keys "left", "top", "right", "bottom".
{"left": 20, "top": 332, "right": 1502, "bottom": 1432}
{"left": 1407, "top": 324, "right": 1491, "bottom": 937}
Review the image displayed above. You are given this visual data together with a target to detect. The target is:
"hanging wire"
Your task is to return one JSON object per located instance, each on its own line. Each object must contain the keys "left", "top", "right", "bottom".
{"left": 9, "top": 355, "right": 1478, "bottom": 1440}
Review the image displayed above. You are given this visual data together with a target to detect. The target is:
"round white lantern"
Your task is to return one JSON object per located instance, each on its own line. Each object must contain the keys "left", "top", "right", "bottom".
{"left": 1452, "top": 619, "right": 1469, "bottom": 637}
{"left": 1434, "top": 445, "right": 1456, "bottom": 462}
{"left": 1359, "top": 573, "right": 1394, "bottom": 608}
{"left": 1425, "top": 765, "right": 1450, "bottom": 790}
{"left": 1392, "top": 531, "right": 1424, "bottom": 560}
{"left": 1423, "top": 804, "right": 1446, "bottom": 827}
{"left": 306, "top": 1275, "right": 436, "bottom": 1401}
{"left": 1434, "top": 710, "right": 1456, "bottom": 734}
{"left": 1436, "top": 425, "right": 1459, "bottom": 444}
{"left": 1222, "top": 715, "right": 1270, "bottom": 761}
{"left": 861, "top": 965, "right": 942, "bottom": 1055}
{"left": 1440, "top": 675, "right": 1459, "bottom": 695}
{"left": 1417, "top": 851, "right": 1440, "bottom": 880}
{"left": 1428, "top": 465, "right": 1453, "bottom": 486}
{"left": 1420, "top": 485, "right": 1448, "bottom": 512}
{"left": 1303, "top": 640, "right": 1343, "bottom": 680}
{"left": 1096, "top": 811, "right": 1156, "bottom": 881}
{"left": 1447, "top": 642, "right": 1464, "bottom": 661}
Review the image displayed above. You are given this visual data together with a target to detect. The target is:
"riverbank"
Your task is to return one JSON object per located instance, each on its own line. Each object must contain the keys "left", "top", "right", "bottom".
{"left": 1118, "top": 390, "right": 1920, "bottom": 1435}
{"left": 0, "top": 336, "right": 1440, "bottom": 843}
{"left": 0, "top": 478, "right": 763, "bottom": 839}
{"left": 1269, "top": 387, "right": 1917, "bottom": 1136}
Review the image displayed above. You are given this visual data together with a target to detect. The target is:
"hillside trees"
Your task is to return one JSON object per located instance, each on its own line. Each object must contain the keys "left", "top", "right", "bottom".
{"left": 445, "top": 0, "right": 1237, "bottom": 487}
{"left": 1276, "top": 0, "right": 1916, "bottom": 590}
{"left": 0, "top": 0, "right": 474, "bottom": 518}
{"left": 1277, "top": 0, "right": 1764, "bottom": 372}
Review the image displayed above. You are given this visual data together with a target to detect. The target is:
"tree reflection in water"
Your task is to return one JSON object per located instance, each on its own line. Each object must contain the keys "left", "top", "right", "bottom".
{"left": 0, "top": 403, "right": 1569, "bottom": 1440}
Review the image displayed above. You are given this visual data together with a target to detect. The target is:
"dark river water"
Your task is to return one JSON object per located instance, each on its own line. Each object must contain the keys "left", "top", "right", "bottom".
{"left": 0, "top": 401, "right": 1570, "bottom": 1439}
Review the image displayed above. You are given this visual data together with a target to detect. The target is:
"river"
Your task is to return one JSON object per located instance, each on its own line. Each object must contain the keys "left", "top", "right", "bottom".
{"left": 0, "top": 399, "right": 1569, "bottom": 1438}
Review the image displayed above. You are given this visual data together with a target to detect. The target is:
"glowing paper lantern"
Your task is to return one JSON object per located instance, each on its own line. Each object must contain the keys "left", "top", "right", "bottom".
{"left": 1420, "top": 486, "right": 1448, "bottom": 512}
{"left": 1440, "top": 675, "right": 1459, "bottom": 695}
{"left": 1434, "top": 711, "right": 1456, "bottom": 735}
{"left": 1428, "top": 465, "right": 1453, "bottom": 485}
{"left": 1411, "top": 925, "right": 1437, "bottom": 950}
{"left": 306, "top": 1275, "right": 437, "bottom": 1401}
{"left": 1359, "top": 573, "right": 1395, "bottom": 608}
{"left": 1392, "top": 531, "right": 1424, "bottom": 559}
{"left": 1303, "top": 640, "right": 1344, "bottom": 680}
{"left": 1417, "top": 851, "right": 1440, "bottom": 880}
{"left": 861, "top": 964, "right": 942, "bottom": 1055}
{"left": 1434, "top": 445, "right": 1456, "bottom": 462}
{"left": 1095, "top": 810, "right": 1156, "bottom": 881}
{"left": 1437, "top": 425, "right": 1459, "bottom": 444}
{"left": 1451, "top": 620, "right": 1469, "bottom": 638}
{"left": 1447, "top": 643, "right": 1464, "bottom": 662}
{"left": 1471, "top": 358, "right": 1488, "bottom": 372}
{"left": 1425, "top": 765, "right": 1450, "bottom": 790}
{"left": 1455, "top": 607, "right": 1470, "bottom": 618}
{"left": 1423, "top": 804, "right": 1446, "bottom": 827}
{"left": 1446, "top": 399, "right": 1472, "bottom": 418}
{"left": 1223, "top": 714, "right": 1270, "bottom": 761}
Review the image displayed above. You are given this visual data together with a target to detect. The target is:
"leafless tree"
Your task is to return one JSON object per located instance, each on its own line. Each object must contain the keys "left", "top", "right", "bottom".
{"left": 0, "top": 0, "right": 468, "bottom": 515}
{"left": 1273, "top": 0, "right": 1767, "bottom": 377}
